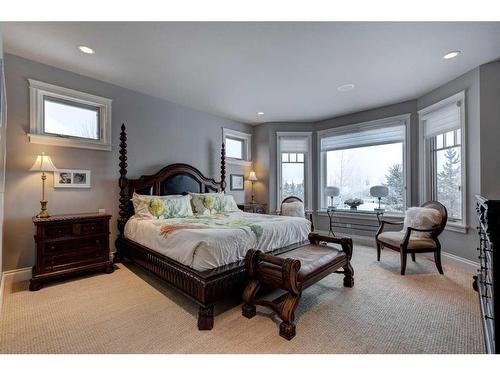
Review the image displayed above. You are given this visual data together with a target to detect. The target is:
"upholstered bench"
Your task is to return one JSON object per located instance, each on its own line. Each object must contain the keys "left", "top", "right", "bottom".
{"left": 241, "top": 233, "right": 354, "bottom": 340}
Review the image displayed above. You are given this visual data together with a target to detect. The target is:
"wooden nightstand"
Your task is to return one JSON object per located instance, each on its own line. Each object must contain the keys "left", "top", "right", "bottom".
{"left": 237, "top": 203, "right": 267, "bottom": 214}
{"left": 30, "top": 212, "right": 114, "bottom": 291}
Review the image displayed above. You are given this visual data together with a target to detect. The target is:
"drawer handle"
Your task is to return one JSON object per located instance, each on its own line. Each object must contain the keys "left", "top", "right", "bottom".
{"left": 96, "top": 239, "right": 100, "bottom": 244}
{"left": 50, "top": 246, "right": 55, "bottom": 250}
{"left": 91, "top": 226, "right": 96, "bottom": 230}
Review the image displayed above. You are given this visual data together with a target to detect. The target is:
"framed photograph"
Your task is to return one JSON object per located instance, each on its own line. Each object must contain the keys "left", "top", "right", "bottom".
{"left": 54, "top": 169, "right": 91, "bottom": 188}
{"left": 230, "top": 174, "right": 244, "bottom": 191}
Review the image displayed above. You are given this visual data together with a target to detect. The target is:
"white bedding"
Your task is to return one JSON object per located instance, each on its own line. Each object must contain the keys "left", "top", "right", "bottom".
{"left": 124, "top": 211, "right": 311, "bottom": 271}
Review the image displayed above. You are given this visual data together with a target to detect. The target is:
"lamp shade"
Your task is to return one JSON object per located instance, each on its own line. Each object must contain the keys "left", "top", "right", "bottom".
{"left": 248, "top": 171, "right": 258, "bottom": 182}
{"left": 29, "top": 153, "right": 58, "bottom": 172}
{"left": 370, "top": 185, "right": 389, "bottom": 198}
{"left": 325, "top": 186, "right": 340, "bottom": 197}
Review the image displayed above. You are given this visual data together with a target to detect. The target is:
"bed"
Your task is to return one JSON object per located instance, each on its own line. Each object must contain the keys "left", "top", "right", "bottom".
{"left": 115, "top": 124, "right": 311, "bottom": 330}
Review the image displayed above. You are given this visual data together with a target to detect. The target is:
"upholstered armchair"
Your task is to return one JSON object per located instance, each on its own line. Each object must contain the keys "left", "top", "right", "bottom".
{"left": 375, "top": 201, "right": 448, "bottom": 275}
{"left": 279, "top": 196, "right": 314, "bottom": 232}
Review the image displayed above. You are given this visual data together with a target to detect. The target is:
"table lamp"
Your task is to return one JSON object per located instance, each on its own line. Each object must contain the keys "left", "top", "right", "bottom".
{"left": 30, "top": 152, "right": 58, "bottom": 218}
{"left": 370, "top": 185, "right": 389, "bottom": 211}
{"left": 248, "top": 171, "right": 258, "bottom": 204}
{"left": 324, "top": 186, "right": 340, "bottom": 208}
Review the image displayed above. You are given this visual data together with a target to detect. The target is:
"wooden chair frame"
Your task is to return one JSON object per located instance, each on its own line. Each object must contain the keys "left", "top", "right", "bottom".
{"left": 279, "top": 196, "right": 314, "bottom": 232}
{"left": 375, "top": 201, "right": 448, "bottom": 275}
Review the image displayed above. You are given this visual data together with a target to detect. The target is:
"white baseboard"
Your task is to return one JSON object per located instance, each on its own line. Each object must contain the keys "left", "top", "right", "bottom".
{"left": 0, "top": 267, "right": 32, "bottom": 316}
{"left": 316, "top": 230, "right": 478, "bottom": 274}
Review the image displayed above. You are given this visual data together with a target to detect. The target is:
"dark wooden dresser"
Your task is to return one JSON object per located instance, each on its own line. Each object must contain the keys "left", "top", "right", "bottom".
{"left": 474, "top": 195, "right": 499, "bottom": 354}
{"left": 237, "top": 203, "right": 267, "bottom": 214}
{"left": 30, "top": 213, "right": 114, "bottom": 291}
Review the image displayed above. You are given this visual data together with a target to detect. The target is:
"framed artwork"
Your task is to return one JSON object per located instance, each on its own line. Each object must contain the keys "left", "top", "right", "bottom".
{"left": 230, "top": 174, "right": 244, "bottom": 191}
{"left": 54, "top": 169, "right": 91, "bottom": 188}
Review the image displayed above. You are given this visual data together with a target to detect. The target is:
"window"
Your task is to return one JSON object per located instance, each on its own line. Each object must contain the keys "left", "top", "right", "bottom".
{"left": 223, "top": 128, "right": 251, "bottom": 164}
{"left": 419, "top": 92, "right": 466, "bottom": 231}
{"left": 318, "top": 115, "right": 410, "bottom": 213}
{"left": 277, "top": 132, "right": 312, "bottom": 210}
{"left": 28, "top": 79, "right": 112, "bottom": 151}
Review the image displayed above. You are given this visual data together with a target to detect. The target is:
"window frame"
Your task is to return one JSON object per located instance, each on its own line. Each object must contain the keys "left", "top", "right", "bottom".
{"left": 418, "top": 91, "right": 467, "bottom": 233}
{"left": 277, "top": 131, "right": 313, "bottom": 211}
{"left": 28, "top": 79, "right": 112, "bottom": 151}
{"left": 317, "top": 114, "right": 412, "bottom": 216}
{"left": 223, "top": 128, "right": 252, "bottom": 166}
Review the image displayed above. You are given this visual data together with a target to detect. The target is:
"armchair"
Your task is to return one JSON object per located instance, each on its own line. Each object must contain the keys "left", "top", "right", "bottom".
{"left": 279, "top": 196, "right": 314, "bottom": 232}
{"left": 375, "top": 201, "right": 448, "bottom": 275}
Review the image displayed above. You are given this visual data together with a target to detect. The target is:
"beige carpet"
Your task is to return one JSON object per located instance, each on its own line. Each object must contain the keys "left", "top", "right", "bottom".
{"left": 0, "top": 244, "right": 484, "bottom": 354}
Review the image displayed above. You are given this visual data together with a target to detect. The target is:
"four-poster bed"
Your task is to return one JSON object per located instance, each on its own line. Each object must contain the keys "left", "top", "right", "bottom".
{"left": 115, "top": 124, "right": 310, "bottom": 330}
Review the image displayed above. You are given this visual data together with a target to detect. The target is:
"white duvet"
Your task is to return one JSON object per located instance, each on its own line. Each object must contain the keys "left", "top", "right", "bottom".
{"left": 124, "top": 211, "right": 311, "bottom": 271}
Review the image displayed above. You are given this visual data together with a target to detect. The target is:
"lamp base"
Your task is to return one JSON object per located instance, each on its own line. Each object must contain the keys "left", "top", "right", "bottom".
{"left": 36, "top": 200, "right": 50, "bottom": 218}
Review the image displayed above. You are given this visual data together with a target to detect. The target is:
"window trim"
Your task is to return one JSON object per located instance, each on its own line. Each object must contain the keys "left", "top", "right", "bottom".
{"left": 418, "top": 91, "right": 467, "bottom": 233}
{"left": 317, "top": 113, "right": 412, "bottom": 215}
{"left": 277, "top": 131, "right": 313, "bottom": 211}
{"left": 28, "top": 79, "right": 112, "bottom": 151}
{"left": 223, "top": 128, "right": 252, "bottom": 166}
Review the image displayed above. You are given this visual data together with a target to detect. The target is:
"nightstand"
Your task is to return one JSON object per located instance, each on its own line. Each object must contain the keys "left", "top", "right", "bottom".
{"left": 30, "top": 212, "right": 114, "bottom": 291}
{"left": 237, "top": 203, "right": 267, "bottom": 214}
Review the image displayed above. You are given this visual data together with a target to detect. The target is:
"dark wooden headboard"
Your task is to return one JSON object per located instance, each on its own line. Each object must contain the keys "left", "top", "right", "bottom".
{"left": 117, "top": 124, "right": 226, "bottom": 236}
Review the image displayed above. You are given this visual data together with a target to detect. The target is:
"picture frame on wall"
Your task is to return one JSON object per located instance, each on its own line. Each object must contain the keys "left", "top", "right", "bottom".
{"left": 230, "top": 174, "right": 244, "bottom": 191}
{"left": 54, "top": 169, "right": 91, "bottom": 188}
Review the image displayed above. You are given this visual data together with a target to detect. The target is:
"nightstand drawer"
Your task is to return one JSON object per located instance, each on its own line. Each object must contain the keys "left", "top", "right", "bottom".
{"left": 73, "top": 221, "right": 107, "bottom": 236}
{"left": 44, "top": 247, "right": 107, "bottom": 271}
{"left": 44, "top": 235, "right": 107, "bottom": 254}
{"left": 45, "top": 223, "right": 73, "bottom": 238}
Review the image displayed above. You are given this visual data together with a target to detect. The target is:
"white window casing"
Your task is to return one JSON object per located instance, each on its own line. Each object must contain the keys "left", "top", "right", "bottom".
{"left": 28, "top": 79, "right": 112, "bottom": 151}
{"left": 222, "top": 127, "right": 252, "bottom": 166}
{"left": 418, "top": 91, "right": 467, "bottom": 233}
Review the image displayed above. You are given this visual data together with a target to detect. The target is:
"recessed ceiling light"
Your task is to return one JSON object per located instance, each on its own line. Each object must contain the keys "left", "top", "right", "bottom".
{"left": 337, "top": 83, "right": 355, "bottom": 92}
{"left": 78, "top": 45, "right": 95, "bottom": 54}
{"left": 257, "top": 111, "right": 264, "bottom": 115}
{"left": 443, "top": 50, "right": 461, "bottom": 60}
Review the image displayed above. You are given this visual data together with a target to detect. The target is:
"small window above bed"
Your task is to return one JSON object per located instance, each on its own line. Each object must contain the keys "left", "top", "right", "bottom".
{"left": 28, "top": 79, "right": 112, "bottom": 151}
{"left": 223, "top": 128, "right": 252, "bottom": 166}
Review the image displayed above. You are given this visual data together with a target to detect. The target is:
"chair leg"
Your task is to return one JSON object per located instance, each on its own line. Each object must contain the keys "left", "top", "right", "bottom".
{"left": 376, "top": 242, "right": 381, "bottom": 261}
{"left": 411, "top": 252, "right": 416, "bottom": 262}
{"left": 434, "top": 250, "right": 444, "bottom": 275}
{"left": 278, "top": 292, "right": 301, "bottom": 340}
{"left": 400, "top": 250, "right": 407, "bottom": 275}
{"left": 242, "top": 279, "right": 260, "bottom": 319}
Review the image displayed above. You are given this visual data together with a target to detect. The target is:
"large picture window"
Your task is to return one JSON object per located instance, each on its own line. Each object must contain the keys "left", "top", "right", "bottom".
{"left": 419, "top": 92, "right": 466, "bottom": 231}
{"left": 319, "top": 115, "right": 410, "bottom": 213}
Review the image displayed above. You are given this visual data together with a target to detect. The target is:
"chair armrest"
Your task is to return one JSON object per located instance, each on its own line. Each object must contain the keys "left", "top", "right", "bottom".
{"left": 376, "top": 219, "right": 404, "bottom": 239}
{"left": 308, "top": 233, "right": 353, "bottom": 259}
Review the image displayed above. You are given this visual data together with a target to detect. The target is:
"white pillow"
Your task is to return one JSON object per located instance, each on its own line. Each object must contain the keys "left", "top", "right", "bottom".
{"left": 131, "top": 193, "right": 193, "bottom": 219}
{"left": 223, "top": 195, "right": 241, "bottom": 212}
{"left": 402, "top": 207, "right": 442, "bottom": 238}
{"left": 281, "top": 201, "right": 305, "bottom": 218}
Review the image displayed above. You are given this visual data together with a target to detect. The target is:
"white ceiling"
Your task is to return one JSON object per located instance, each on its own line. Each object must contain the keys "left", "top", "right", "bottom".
{"left": 3, "top": 22, "right": 500, "bottom": 124}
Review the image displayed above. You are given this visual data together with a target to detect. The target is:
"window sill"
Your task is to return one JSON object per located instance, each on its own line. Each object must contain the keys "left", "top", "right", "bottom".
{"left": 316, "top": 210, "right": 404, "bottom": 220}
{"left": 226, "top": 158, "right": 252, "bottom": 167}
{"left": 445, "top": 222, "right": 469, "bottom": 234}
{"left": 28, "top": 133, "right": 112, "bottom": 152}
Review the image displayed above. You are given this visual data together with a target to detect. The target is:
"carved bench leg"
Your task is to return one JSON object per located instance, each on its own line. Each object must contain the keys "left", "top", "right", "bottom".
{"left": 278, "top": 292, "right": 301, "bottom": 340}
{"left": 198, "top": 305, "right": 214, "bottom": 330}
{"left": 242, "top": 279, "right": 260, "bottom": 319}
{"left": 343, "top": 263, "right": 354, "bottom": 287}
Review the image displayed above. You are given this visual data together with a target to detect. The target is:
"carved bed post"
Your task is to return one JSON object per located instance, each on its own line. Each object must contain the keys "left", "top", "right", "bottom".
{"left": 220, "top": 142, "right": 226, "bottom": 192}
{"left": 117, "top": 124, "right": 129, "bottom": 238}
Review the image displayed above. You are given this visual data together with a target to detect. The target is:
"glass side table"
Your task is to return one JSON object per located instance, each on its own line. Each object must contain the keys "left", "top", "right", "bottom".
{"left": 326, "top": 206, "right": 385, "bottom": 237}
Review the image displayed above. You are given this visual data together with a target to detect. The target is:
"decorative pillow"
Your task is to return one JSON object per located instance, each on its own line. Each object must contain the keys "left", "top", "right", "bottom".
{"left": 402, "top": 207, "right": 442, "bottom": 239}
{"left": 189, "top": 192, "right": 226, "bottom": 215}
{"left": 131, "top": 193, "right": 193, "bottom": 219}
{"left": 223, "top": 194, "right": 241, "bottom": 212}
{"left": 281, "top": 201, "right": 305, "bottom": 218}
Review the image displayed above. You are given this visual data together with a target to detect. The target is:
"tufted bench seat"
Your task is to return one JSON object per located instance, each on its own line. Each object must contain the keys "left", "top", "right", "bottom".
{"left": 241, "top": 233, "right": 354, "bottom": 340}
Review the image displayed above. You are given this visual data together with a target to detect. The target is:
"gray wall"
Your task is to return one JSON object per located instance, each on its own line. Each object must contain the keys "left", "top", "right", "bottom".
{"left": 479, "top": 60, "right": 500, "bottom": 200}
{"left": 3, "top": 53, "right": 252, "bottom": 271}
{"left": 417, "top": 68, "right": 481, "bottom": 261}
{"left": 0, "top": 25, "right": 4, "bottom": 277}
